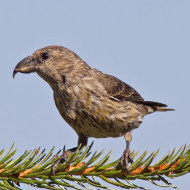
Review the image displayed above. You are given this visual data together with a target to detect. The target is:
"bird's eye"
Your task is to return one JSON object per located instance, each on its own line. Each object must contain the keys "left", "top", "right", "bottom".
{"left": 41, "top": 52, "right": 49, "bottom": 60}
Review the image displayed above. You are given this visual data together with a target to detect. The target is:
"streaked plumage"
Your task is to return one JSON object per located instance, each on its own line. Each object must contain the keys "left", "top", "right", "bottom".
{"left": 13, "top": 45, "right": 174, "bottom": 169}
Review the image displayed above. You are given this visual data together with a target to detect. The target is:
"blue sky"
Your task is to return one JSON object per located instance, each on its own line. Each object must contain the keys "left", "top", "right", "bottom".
{"left": 0, "top": 1, "right": 189, "bottom": 189}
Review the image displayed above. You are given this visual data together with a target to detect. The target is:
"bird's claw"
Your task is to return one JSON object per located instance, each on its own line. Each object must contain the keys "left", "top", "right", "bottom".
{"left": 120, "top": 147, "right": 133, "bottom": 170}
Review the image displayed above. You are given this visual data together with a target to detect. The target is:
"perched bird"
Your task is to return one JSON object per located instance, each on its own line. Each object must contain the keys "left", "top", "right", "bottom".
{"left": 13, "top": 46, "right": 174, "bottom": 169}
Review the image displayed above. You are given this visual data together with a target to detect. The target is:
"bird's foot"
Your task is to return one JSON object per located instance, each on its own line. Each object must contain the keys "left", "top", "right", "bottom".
{"left": 52, "top": 147, "right": 77, "bottom": 175}
{"left": 120, "top": 147, "right": 133, "bottom": 170}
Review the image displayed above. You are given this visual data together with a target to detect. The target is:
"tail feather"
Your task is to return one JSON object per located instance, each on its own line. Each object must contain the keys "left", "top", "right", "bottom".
{"left": 141, "top": 101, "right": 167, "bottom": 107}
{"left": 154, "top": 107, "right": 175, "bottom": 112}
{"left": 140, "top": 101, "right": 175, "bottom": 112}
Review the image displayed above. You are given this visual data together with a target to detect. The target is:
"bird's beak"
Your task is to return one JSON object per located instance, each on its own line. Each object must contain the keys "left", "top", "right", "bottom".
{"left": 13, "top": 56, "right": 37, "bottom": 78}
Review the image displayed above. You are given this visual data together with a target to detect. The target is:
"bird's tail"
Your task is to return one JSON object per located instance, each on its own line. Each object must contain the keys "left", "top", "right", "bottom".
{"left": 154, "top": 107, "right": 175, "bottom": 112}
{"left": 141, "top": 101, "right": 175, "bottom": 112}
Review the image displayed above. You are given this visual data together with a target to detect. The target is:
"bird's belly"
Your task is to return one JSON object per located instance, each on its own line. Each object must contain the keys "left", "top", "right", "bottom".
{"left": 73, "top": 111, "right": 141, "bottom": 138}
{"left": 54, "top": 92, "right": 142, "bottom": 138}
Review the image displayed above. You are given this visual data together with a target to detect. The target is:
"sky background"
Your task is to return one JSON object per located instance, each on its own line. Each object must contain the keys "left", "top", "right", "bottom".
{"left": 0, "top": 0, "right": 189, "bottom": 189}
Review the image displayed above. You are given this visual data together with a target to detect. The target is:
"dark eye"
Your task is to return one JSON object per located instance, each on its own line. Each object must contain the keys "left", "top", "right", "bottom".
{"left": 42, "top": 52, "right": 49, "bottom": 60}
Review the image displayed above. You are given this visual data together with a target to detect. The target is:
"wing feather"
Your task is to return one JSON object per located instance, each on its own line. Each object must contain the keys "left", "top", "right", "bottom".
{"left": 95, "top": 71, "right": 168, "bottom": 108}
{"left": 97, "top": 74, "right": 144, "bottom": 102}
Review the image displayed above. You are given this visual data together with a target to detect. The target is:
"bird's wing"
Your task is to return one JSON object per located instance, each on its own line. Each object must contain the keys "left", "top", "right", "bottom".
{"left": 97, "top": 73, "right": 144, "bottom": 102}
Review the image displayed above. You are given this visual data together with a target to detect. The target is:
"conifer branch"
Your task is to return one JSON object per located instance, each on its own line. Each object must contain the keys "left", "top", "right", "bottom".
{"left": 0, "top": 143, "right": 189, "bottom": 189}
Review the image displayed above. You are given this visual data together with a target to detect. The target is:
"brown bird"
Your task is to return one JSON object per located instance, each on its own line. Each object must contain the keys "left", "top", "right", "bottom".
{"left": 13, "top": 46, "right": 174, "bottom": 170}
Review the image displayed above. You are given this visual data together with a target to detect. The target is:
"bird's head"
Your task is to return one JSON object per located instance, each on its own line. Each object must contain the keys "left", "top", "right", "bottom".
{"left": 13, "top": 46, "right": 88, "bottom": 86}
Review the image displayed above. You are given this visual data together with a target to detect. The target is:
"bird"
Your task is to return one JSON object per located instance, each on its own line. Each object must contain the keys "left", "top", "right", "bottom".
{"left": 13, "top": 45, "right": 174, "bottom": 170}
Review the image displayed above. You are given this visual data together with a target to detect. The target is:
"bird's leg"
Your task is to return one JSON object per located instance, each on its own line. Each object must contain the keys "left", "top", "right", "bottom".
{"left": 120, "top": 131, "right": 133, "bottom": 170}
{"left": 52, "top": 134, "right": 87, "bottom": 175}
